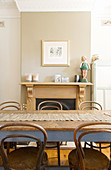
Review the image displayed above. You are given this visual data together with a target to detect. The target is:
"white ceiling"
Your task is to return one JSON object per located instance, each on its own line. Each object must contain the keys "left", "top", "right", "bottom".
{"left": 0, "top": 0, "right": 111, "bottom": 12}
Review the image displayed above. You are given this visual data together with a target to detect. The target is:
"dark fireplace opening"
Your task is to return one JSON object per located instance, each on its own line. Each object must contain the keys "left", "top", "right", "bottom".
{"left": 36, "top": 98, "right": 76, "bottom": 110}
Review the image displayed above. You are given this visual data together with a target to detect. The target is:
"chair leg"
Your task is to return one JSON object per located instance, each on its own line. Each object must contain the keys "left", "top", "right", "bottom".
{"left": 14, "top": 142, "right": 17, "bottom": 150}
{"left": 108, "top": 160, "right": 111, "bottom": 170}
{"left": 109, "top": 142, "right": 111, "bottom": 170}
{"left": 84, "top": 142, "right": 86, "bottom": 148}
{"left": 110, "top": 142, "right": 111, "bottom": 161}
{"left": 6, "top": 142, "right": 17, "bottom": 154}
{"left": 99, "top": 142, "right": 102, "bottom": 152}
{"left": 90, "top": 142, "right": 93, "bottom": 148}
{"left": 6, "top": 142, "right": 10, "bottom": 154}
{"left": 57, "top": 142, "right": 60, "bottom": 166}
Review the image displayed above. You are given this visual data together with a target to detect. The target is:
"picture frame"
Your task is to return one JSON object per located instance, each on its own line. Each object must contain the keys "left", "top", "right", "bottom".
{"left": 42, "top": 40, "right": 70, "bottom": 67}
{"left": 54, "top": 74, "right": 62, "bottom": 82}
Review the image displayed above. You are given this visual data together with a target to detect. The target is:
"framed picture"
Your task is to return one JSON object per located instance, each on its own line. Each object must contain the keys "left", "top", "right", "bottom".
{"left": 54, "top": 74, "right": 62, "bottom": 82}
{"left": 42, "top": 40, "right": 70, "bottom": 67}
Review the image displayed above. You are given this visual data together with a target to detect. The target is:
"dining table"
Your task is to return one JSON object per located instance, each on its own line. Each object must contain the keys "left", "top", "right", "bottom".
{"left": 0, "top": 110, "right": 111, "bottom": 142}
{"left": 0, "top": 110, "right": 111, "bottom": 170}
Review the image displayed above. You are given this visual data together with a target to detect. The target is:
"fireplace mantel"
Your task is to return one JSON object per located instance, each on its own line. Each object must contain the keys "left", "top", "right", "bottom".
{"left": 20, "top": 82, "right": 93, "bottom": 110}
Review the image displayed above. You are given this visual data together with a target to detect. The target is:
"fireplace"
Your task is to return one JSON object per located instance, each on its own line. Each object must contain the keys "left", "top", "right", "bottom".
{"left": 36, "top": 98, "right": 76, "bottom": 110}
{"left": 20, "top": 82, "right": 92, "bottom": 110}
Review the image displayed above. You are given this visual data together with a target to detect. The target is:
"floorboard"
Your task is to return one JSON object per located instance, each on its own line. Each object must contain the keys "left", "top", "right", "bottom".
{"left": 45, "top": 149, "right": 71, "bottom": 166}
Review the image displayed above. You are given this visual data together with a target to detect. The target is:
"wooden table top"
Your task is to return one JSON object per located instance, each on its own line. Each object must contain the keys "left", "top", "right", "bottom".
{"left": 0, "top": 110, "right": 111, "bottom": 145}
{"left": 0, "top": 110, "right": 111, "bottom": 131}
{"left": 1, "top": 110, "right": 110, "bottom": 115}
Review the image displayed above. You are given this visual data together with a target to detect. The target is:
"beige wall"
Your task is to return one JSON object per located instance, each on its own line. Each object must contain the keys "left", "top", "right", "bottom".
{"left": 21, "top": 12, "right": 91, "bottom": 103}
{"left": 21, "top": 12, "right": 91, "bottom": 82}
{"left": 0, "top": 7, "right": 20, "bottom": 103}
{"left": 0, "top": 11, "right": 91, "bottom": 105}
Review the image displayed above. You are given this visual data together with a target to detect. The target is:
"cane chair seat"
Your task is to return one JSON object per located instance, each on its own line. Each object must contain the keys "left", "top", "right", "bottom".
{"left": 69, "top": 148, "right": 109, "bottom": 170}
{"left": 68, "top": 122, "right": 111, "bottom": 170}
{"left": 8, "top": 147, "right": 48, "bottom": 170}
{"left": 0, "top": 123, "right": 48, "bottom": 170}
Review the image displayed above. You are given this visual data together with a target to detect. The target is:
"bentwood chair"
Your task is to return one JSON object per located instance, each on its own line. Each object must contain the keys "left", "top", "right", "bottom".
{"left": 38, "top": 100, "right": 63, "bottom": 166}
{"left": 0, "top": 122, "right": 48, "bottom": 170}
{"left": 0, "top": 101, "right": 22, "bottom": 153}
{"left": 0, "top": 101, "right": 22, "bottom": 110}
{"left": 38, "top": 100, "right": 63, "bottom": 110}
{"left": 79, "top": 101, "right": 103, "bottom": 150}
{"left": 79, "top": 101, "right": 102, "bottom": 110}
{"left": 68, "top": 122, "right": 111, "bottom": 170}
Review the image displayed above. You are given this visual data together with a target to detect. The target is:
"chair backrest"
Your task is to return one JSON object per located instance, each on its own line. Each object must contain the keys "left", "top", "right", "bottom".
{"left": 0, "top": 122, "right": 47, "bottom": 170}
{"left": 0, "top": 101, "right": 22, "bottom": 110}
{"left": 79, "top": 101, "right": 102, "bottom": 110}
{"left": 38, "top": 100, "right": 63, "bottom": 110}
{"left": 74, "top": 122, "right": 111, "bottom": 170}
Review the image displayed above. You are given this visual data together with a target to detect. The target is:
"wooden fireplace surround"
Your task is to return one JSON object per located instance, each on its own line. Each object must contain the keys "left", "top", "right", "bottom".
{"left": 20, "top": 82, "right": 92, "bottom": 111}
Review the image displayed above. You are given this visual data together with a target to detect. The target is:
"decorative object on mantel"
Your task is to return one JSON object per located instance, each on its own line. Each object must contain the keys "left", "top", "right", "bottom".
{"left": 62, "top": 76, "right": 69, "bottom": 82}
{"left": 41, "top": 40, "right": 70, "bottom": 67}
{"left": 102, "top": 20, "right": 111, "bottom": 26}
{"left": 80, "top": 56, "right": 90, "bottom": 82}
{"left": 25, "top": 73, "right": 32, "bottom": 82}
{"left": 91, "top": 54, "right": 100, "bottom": 64}
{"left": 32, "top": 73, "right": 39, "bottom": 82}
{"left": 90, "top": 54, "right": 100, "bottom": 84}
{"left": 54, "top": 74, "right": 62, "bottom": 82}
{"left": 75, "top": 75, "right": 81, "bottom": 82}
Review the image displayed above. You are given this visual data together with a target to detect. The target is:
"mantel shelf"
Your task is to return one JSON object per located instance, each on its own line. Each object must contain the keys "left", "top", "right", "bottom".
{"left": 20, "top": 82, "right": 93, "bottom": 86}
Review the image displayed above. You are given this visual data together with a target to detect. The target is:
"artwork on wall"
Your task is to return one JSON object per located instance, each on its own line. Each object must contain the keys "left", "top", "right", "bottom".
{"left": 54, "top": 74, "right": 62, "bottom": 82}
{"left": 41, "top": 40, "right": 70, "bottom": 66}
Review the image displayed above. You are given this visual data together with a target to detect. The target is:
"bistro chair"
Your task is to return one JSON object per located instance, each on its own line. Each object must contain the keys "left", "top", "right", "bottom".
{"left": 68, "top": 122, "right": 111, "bottom": 170}
{"left": 38, "top": 100, "right": 63, "bottom": 166}
{"left": 0, "top": 101, "right": 22, "bottom": 153}
{"left": 0, "top": 101, "right": 22, "bottom": 110}
{"left": 79, "top": 101, "right": 102, "bottom": 110}
{"left": 79, "top": 101, "right": 103, "bottom": 150}
{"left": 38, "top": 100, "right": 63, "bottom": 110}
{"left": 0, "top": 122, "right": 48, "bottom": 170}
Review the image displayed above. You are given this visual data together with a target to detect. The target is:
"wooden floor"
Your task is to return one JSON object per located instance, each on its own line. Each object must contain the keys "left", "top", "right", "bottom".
{"left": 98, "top": 143, "right": 110, "bottom": 159}
{"left": 45, "top": 145, "right": 111, "bottom": 170}
{"left": 46, "top": 142, "right": 111, "bottom": 166}
{"left": 0, "top": 142, "right": 110, "bottom": 168}
{"left": 46, "top": 149, "right": 71, "bottom": 166}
